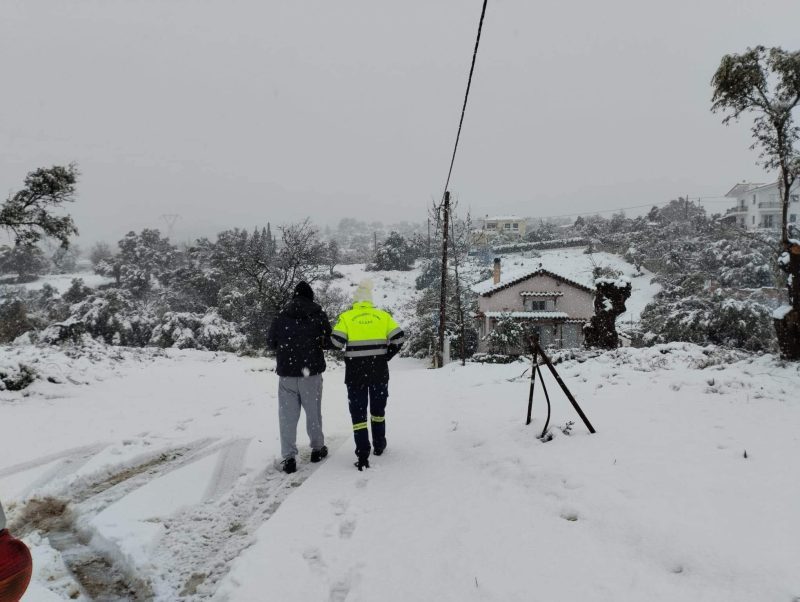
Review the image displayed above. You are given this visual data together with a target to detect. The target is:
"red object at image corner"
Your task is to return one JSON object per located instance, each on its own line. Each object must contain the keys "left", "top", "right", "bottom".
{"left": 0, "top": 529, "right": 32, "bottom": 602}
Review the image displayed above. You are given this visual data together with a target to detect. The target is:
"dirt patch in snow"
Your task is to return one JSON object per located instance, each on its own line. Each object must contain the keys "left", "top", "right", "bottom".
{"left": 10, "top": 496, "right": 154, "bottom": 600}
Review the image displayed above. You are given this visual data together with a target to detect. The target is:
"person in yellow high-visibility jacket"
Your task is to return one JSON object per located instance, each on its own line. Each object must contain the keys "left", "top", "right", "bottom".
{"left": 331, "top": 280, "right": 405, "bottom": 470}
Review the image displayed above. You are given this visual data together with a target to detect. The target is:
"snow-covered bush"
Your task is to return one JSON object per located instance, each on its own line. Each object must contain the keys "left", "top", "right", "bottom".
{"left": 43, "top": 289, "right": 159, "bottom": 347}
{"left": 0, "top": 299, "right": 36, "bottom": 343}
{"left": 640, "top": 291, "right": 775, "bottom": 352}
{"left": 150, "top": 311, "right": 246, "bottom": 352}
{"left": 469, "top": 352, "right": 521, "bottom": 364}
{"left": 0, "top": 363, "right": 37, "bottom": 391}
{"left": 483, "top": 314, "right": 529, "bottom": 356}
{"left": 61, "top": 278, "right": 93, "bottom": 304}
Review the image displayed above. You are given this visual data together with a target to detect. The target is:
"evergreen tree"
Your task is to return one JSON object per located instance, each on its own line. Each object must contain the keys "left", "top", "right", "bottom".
{"left": 0, "top": 164, "right": 79, "bottom": 248}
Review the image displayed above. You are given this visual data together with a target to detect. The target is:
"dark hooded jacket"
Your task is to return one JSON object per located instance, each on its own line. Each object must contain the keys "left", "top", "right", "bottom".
{"left": 267, "top": 296, "right": 332, "bottom": 377}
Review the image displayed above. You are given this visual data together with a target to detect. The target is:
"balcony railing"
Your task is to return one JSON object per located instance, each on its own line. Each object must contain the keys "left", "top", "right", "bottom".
{"left": 758, "top": 201, "right": 781, "bottom": 209}
{"left": 726, "top": 205, "right": 747, "bottom": 215}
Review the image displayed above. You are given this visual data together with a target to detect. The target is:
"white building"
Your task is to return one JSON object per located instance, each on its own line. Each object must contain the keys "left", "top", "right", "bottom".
{"left": 725, "top": 181, "right": 800, "bottom": 230}
{"left": 478, "top": 215, "right": 527, "bottom": 240}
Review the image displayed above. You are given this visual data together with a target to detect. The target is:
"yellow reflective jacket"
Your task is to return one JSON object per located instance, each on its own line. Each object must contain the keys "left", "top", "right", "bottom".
{"left": 331, "top": 301, "right": 405, "bottom": 384}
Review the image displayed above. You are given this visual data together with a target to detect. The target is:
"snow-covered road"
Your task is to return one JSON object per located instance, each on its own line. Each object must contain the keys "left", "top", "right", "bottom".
{"left": 2, "top": 345, "right": 799, "bottom": 601}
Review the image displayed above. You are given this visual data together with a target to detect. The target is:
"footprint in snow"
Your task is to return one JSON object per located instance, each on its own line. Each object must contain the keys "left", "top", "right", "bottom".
{"left": 303, "top": 547, "right": 327, "bottom": 573}
{"left": 329, "top": 565, "right": 362, "bottom": 602}
{"left": 339, "top": 519, "right": 357, "bottom": 539}
{"left": 331, "top": 499, "right": 349, "bottom": 516}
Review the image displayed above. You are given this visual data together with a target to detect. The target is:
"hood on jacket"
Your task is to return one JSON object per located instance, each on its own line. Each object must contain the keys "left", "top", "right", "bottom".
{"left": 353, "top": 279, "right": 373, "bottom": 304}
{"left": 283, "top": 295, "right": 320, "bottom": 319}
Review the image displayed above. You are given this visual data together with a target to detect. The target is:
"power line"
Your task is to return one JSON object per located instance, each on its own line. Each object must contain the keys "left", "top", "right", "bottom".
{"left": 440, "top": 0, "right": 489, "bottom": 205}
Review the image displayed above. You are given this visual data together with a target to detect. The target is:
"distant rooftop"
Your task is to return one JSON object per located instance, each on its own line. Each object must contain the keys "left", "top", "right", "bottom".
{"left": 484, "top": 215, "right": 524, "bottom": 221}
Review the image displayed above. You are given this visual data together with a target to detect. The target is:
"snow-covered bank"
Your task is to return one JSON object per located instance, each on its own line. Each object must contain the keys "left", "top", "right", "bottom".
{"left": 3, "top": 343, "right": 798, "bottom": 601}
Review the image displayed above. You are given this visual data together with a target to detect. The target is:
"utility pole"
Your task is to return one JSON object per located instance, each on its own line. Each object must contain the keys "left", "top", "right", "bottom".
{"left": 427, "top": 218, "right": 431, "bottom": 258}
{"left": 451, "top": 217, "right": 466, "bottom": 366}
{"left": 436, "top": 192, "right": 450, "bottom": 368}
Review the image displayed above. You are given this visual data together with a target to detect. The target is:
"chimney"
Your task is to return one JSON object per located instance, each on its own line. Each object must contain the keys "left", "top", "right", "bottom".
{"left": 493, "top": 258, "right": 501, "bottom": 284}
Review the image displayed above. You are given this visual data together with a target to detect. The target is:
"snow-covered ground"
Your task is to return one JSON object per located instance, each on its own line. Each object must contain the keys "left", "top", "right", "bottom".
{"left": 2, "top": 342, "right": 799, "bottom": 601}
{"left": 0, "top": 271, "right": 113, "bottom": 298}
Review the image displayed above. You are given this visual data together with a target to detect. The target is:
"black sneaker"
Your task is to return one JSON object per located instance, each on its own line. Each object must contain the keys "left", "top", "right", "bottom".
{"left": 354, "top": 455, "right": 370, "bottom": 471}
{"left": 310, "top": 446, "right": 328, "bottom": 463}
{"left": 373, "top": 440, "right": 386, "bottom": 456}
{"left": 281, "top": 458, "right": 297, "bottom": 474}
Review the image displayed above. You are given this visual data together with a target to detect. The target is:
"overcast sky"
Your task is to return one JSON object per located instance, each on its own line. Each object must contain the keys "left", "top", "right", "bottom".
{"left": 2, "top": 0, "right": 799, "bottom": 245}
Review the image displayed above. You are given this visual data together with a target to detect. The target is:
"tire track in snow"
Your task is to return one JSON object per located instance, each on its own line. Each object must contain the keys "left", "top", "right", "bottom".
{"left": 19, "top": 443, "right": 110, "bottom": 498}
{"left": 0, "top": 442, "right": 108, "bottom": 479}
{"left": 203, "top": 438, "right": 251, "bottom": 501}
{"left": 10, "top": 438, "right": 222, "bottom": 600}
{"left": 12, "top": 437, "right": 341, "bottom": 600}
{"left": 152, "top": 437, "right": 347, "bottom": 600}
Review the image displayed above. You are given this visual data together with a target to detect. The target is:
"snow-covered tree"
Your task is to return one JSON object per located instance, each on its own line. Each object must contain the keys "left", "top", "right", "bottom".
{"left": 0, "top": 244, "right": 49, "bottom": 282}
{"left": 0, "top": 164, "right": 79, "bottom": 248}
{"left": 368, "top": 231, "right": 415, "bottom": 271}
{"left": 711, "top": 46, "right": 800, "bottom": 358}
{"left": 89, "top": 242, "right": 113, "bottom": 267}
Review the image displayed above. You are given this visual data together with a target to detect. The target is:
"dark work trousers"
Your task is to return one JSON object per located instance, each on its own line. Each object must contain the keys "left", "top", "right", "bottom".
{"left": 347, "top": 382, "right": 389, "bottom": 457}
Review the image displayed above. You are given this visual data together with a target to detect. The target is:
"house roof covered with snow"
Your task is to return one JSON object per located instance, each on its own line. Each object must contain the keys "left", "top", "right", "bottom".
{"left": 472, "top": 267, "right": 595, "bottom": 297}
{"left": 483, "top": 215, "right": 524, "bottom": 221}
{"left": 724, "top": 182, "right": 766, "bottom": 198}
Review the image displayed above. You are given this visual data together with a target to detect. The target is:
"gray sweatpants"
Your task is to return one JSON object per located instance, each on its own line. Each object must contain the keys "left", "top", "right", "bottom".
{"left": 278, "top": 374, "right": 324, "bottom": 459}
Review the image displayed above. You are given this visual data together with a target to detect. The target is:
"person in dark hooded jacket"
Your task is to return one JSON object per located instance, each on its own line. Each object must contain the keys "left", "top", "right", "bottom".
{"left": 266, "top": 281, "right": 332, "bottom": 473}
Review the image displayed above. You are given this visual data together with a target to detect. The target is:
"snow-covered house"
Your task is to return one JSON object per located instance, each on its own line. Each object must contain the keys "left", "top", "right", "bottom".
{"left": 725, "top": 181, "right": 800, "bottom": 230}
{"left": 472, "top": 259, "right": 594, "bottom": 352}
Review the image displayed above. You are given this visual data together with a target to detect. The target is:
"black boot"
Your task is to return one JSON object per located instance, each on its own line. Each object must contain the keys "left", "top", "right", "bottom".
{"left": 281, "top": 457, "right": 297, "bottom": 474}
{"left": 310, "top": 446, "right": 328, "bottom": 463}
{"left": 373, "top": 438, "right": 387, "bottom": 456}
{"left": 354, "top": 454, "right": 370, "bottom": 471}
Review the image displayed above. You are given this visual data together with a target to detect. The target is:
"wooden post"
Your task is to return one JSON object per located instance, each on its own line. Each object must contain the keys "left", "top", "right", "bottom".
{"left": 526, "top": 342, "right": 538, "bottom": 425}
{"left": 435, "top": 192, "right": 450, "bottom": 368}
{"left": 791, "top": 243, "right": 800, "bottom": 311}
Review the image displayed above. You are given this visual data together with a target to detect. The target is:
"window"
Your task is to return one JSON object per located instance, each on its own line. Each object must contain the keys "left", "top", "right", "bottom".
{"left": 524, "top": 298, "right": 549, "bottom": 311}
{"left": 486, "top": 222, "right": 496, "bottom": 229}
{"left": 504, "top": 223, "right": 511, "bottom": 230}
{"left": 790, "top": 214, "right": 798, "bottom": 223}
{"left": 512, "top": 223, "right": 519, "bottom": 230}
{"left": 791, "top": 195, "right": 799, "bottom": 203}
{"left": 752, "top": 195, "right": 756, "bottom": 204}
{"left": 752, "top": 215, "right": 755, "bottom": 225}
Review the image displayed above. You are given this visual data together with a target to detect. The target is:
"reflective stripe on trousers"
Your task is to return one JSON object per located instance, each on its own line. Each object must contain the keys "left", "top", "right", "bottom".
{"left": 347, "top": 383, "right": 388, "bottom": 456}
